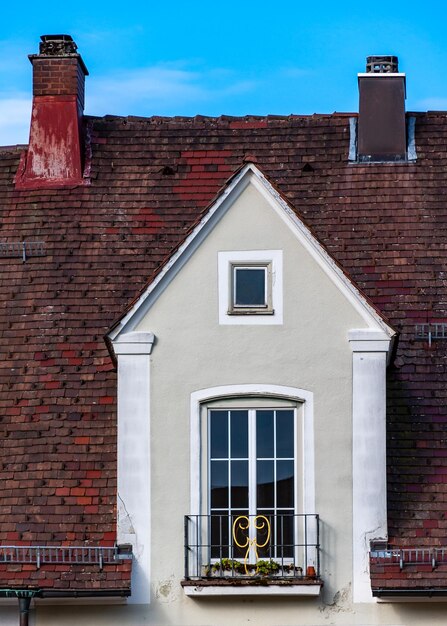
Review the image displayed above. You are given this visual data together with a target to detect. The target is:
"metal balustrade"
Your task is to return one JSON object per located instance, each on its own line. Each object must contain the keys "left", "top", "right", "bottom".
{"left": 184, "top": 513, "right": 320, "bottom": 580}
{"left": 370, "top": 547, "right": 447, "bottom": 571}
{"left": 0, "top": 545, "right": 132, "bottom": 570}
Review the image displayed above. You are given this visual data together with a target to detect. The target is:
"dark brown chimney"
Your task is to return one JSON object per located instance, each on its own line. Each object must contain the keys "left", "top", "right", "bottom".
{"left": 357, "top": 55, "right": 406, "bottom": 162}
{"left": 15, "top": 35, "right": 89, "bottom": 189}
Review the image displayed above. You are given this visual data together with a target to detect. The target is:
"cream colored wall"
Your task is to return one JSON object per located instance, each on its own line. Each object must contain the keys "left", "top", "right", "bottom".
{"left": 35, "top": 601, "right": 447, "bottom": 626}
{"left": 137, "top": 180, "right": 361, "bottom": 624}
{"left": 33, "top": 182, "right": 447, "bottom": 624}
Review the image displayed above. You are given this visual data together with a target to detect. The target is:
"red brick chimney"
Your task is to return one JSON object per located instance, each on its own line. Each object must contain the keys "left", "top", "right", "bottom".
{"left": 15, "top": 35, "right": 89, "bottom": 189}
{"left": 357, "top": 55, "right": 407, "bottom": 162}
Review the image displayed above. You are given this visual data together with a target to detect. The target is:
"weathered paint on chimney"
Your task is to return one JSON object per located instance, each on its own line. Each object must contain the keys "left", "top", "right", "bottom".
{"left": 15, "top": 35, "right": 89, "bottom": 189}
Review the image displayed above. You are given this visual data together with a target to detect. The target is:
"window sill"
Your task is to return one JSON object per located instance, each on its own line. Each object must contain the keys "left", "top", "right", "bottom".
{"left": 227, "top": 309, "right": 275, "bottom": 316}
{"left": 182, "top": 578, "right": 323, "bottom": 597}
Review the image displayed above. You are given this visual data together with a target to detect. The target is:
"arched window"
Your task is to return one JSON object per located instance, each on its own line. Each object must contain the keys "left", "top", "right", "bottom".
{"left": 188, "top": 385, "right": 316, "bottom": 577}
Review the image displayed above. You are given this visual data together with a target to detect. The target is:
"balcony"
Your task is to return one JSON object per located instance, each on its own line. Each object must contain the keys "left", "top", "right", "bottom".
{"left": 182, "top": 513, "right": 322, "bottom": 597}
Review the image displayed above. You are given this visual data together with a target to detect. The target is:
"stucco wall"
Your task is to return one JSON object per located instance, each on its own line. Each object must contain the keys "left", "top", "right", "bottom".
{"left": 137, "top": 180, "right": 363, "bottom": 624}
{"left": 33, "top": 180, "right": 447, "bottom": 625}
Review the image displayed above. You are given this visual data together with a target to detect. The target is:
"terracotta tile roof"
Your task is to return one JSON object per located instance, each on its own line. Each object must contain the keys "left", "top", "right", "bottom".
{"left": 0, "top": 111, "right": 447, "bottom": 591}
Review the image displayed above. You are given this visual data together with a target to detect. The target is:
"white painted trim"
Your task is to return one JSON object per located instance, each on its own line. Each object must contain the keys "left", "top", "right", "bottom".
{"left": 218, "top": 250, "right": 283, "bottom": 325}
{"left": 114, "top": 331, "right": 154, "bottom": 605}
{"left": 113, "top": 331, "right": 155, "bottom": 355}
{"left": 348, "top": 330, "right": 391, "bottom": 342}
{"left": 108, "top": 164, "right": 395, "bottom": 341}
{"left": 190, "top": 384, "right": 315, "bottom": 517}
{"left": 357, "top": 72, "right": 406, "bottom": 78}
{"left": 349, "top": 331, "right": 391, "bottom": 604}
{"left": 183, "top": 584, "right": 322, "bottom": 597}
{"left": 349, "top": 329, "right": 395, "bottom": 364}
{"left": 377, "top": 595, "right": 447, "bottom": 603}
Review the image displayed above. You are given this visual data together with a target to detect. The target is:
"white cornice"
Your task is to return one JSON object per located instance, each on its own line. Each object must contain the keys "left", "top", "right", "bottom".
{"left": 348, "top": 329, "right": 394, "bottom": 364}
{"left": 112, "top": 331, "right": 155, "bottom": 355}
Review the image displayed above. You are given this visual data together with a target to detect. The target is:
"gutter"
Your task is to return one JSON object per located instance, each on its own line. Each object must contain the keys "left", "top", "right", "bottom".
{"left": 0, "top": 588, "right": 130, "bottom": 599}
{"left": 0, "top": 589, "right": 130, "bottom": 626}
{"left": 373, "top": 588, "right": 447, "bottom": 598}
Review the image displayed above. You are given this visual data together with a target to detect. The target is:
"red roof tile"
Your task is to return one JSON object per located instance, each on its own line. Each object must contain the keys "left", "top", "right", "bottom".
{"left": 0, "top": 111, "right": 447, "bottom": 591}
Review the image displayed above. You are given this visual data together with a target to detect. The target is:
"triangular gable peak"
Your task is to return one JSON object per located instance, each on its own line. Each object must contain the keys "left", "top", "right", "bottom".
{"left": 108, "top": 163, "right": 395, "bottom": 343}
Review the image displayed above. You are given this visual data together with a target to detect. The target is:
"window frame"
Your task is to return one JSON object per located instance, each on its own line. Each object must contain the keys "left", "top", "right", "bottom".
{"left": 189, "top": 385, "right": 316, "bottom": 585}
{"left": 218, "top": 250, "right": 283, "bottom": 325}
{"left": 190, "top": 385, "right": 315, "bottom": 518}
{"left": 228, "top": 262, "right": 273, "bottom": 314}
{"left": 207, "top": 405, "right": 299, "bottom": 563}
{"left": 207, "top": 405, "right": 299, "bottom": 517}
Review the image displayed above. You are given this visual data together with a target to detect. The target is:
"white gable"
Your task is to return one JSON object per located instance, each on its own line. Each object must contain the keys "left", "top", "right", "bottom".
{"left": 109, "top": 163, "right": 394, "bottom": 342}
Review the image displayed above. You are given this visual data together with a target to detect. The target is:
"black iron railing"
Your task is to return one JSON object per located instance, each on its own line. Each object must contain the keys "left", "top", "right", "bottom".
{"left": 184, "top": 513, "right": 320, "bottom": 580}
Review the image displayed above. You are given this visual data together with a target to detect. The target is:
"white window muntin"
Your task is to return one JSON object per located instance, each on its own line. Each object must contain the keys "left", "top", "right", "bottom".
{"left": 190, "top": 385, "right": 314, "bottom": 520}
{"left": 207, "top": 406, "right": 299, "bottom": 562}
{"left": 208, "top": 407, "right": 297, "bottom": 514}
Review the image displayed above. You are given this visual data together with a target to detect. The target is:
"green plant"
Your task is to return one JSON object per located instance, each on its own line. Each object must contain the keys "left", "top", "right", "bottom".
{"left": 255, "top": 559, "right": 280, "bottom": 576}
{"left": 211, "top": 558, "right": 244, "bottom": 574}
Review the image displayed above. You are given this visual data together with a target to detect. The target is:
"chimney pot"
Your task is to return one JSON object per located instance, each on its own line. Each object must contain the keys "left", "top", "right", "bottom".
{"left": 366, "top": 55, "right": 399, "bottom": 74}
{"left": 39, "top": 34, "right": 78, "bottom": 56}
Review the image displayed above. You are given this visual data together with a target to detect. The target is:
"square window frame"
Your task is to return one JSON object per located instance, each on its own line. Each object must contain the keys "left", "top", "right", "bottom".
{"left": 229, "top": 262, "right": 273, "bottom": 314}
{"left": 218, "top": 250, "right": 283, "bottom": 325}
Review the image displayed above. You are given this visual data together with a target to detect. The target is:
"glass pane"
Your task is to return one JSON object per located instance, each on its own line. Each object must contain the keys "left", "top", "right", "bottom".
{"left": 210, "top": 460, "right": 228, "bottom": 508}
{"left": 276, "top": 410, "right": 294, "bottom": 458}
{"left": 231, "top": 460, "right": 248, "bottom": 508}
{"left": 230, "top": 410, "right": 248, "bottom": 458}
{"left": 257, "top": 460, "right": 274, "bottom": 508}
{"left": 234, "top": 267, "right": 266, "bottom": 306}
{"left": 256, "top": 410, "right": 274, "bottom": 458}
{"left": 277, "top": 510, "right": 294, "bottom": 559}
{"left": 257, "top": 510, "right": 274, "bottom": 558}
{"left": 210, "top": 513, "right": 229, "bottom": 559}
{"left": 276, "top": 460, "right": 294, "bottom": 508}
{"left": 210, "top": 410, "right": 228, "bottom": 459}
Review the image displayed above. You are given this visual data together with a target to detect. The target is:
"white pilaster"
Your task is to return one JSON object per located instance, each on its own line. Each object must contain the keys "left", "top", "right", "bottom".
{"left": 113, "top": 331, "right": 155, "bottom": 604}
{"left": 349, "top": 329, "right": 392, "bottom": 603}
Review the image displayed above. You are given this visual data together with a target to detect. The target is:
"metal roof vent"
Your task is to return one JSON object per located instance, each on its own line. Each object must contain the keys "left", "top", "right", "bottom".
{"left": 366, "top": 55, "right": 399, "bottom": 74}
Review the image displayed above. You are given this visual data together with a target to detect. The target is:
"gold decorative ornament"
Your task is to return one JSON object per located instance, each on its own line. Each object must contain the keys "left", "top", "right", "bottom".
{"left": 232, "top": 515, "right": 271, "bottom": 575}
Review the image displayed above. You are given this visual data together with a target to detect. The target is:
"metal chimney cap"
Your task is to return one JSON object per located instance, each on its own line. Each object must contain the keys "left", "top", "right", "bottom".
{"left": 39, "top": 34, "right": 78, "bottom": 56}
{"left": 366, "top": 55, "right": 399, "bottom": 73}
{"left": 40, "top": 34, "right": 74, "bottom": 42}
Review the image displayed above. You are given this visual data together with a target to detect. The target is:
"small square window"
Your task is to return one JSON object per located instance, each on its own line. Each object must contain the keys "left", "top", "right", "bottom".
{"left": 229, "top": 263, "right": 273, "bottom": 314}
{"left": 218, "top": 250, "right": 282, "bottom": 325}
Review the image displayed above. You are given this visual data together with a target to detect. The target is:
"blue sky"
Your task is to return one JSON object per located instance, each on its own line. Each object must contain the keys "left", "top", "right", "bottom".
{"left": 1, "top": 1, "right": 447, "bottom": 144}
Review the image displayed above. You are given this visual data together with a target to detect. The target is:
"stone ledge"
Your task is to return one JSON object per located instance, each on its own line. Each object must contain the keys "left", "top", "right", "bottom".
{"left": 182, "top": 578, "right": 323, "bottom": 597}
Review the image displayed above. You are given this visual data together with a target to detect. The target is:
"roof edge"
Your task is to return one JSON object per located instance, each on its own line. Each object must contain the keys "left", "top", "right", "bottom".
{"left": 108, "top": 162, "right": 396, "bottom": 343}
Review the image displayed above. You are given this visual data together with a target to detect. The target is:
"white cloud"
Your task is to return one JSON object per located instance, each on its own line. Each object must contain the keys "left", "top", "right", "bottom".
{"left": 0, "top": 59, "right": 310, "bottom": 145}
{"left": 0, "top": 97, "right": 31, "bottom": 145}
{"left": 0, "top": 62, "right": 258, "bottom": 145}
{"left": 416, "top": 97, "right": 447, "bottom": 111}
{"left": 86, "top": 64, "right": 257, "bottom": 116}
{"left": 278, "top": 67, "right": 312, "bottom": 79}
